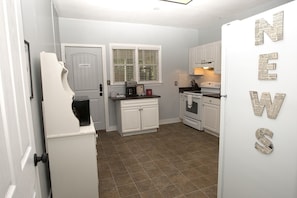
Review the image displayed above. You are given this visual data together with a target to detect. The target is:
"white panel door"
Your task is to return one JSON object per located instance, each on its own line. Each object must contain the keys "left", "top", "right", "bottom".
{"left": 0, "top": 0, "right": 39, "bottom": 197}
{"left": 65, "top": 46, "right": 105, "bottom": 130}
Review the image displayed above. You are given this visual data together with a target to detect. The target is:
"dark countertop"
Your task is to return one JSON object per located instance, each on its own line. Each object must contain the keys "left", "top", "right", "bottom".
{"left": 179, "top": 87, "right": 201, "bottom": 93}
{"left": 180, "top": 87, "right": 221, "bottom": 99}
{"left": 110, "top": 95, "right": 161, "bottom": 101}
{"left": 202, "top": 93, "right": 221, "bottom": 99}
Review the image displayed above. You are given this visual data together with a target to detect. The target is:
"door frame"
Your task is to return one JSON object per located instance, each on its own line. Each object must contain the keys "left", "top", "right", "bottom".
{"left": 61, "top": 43, "right": 110, "bottom": 131}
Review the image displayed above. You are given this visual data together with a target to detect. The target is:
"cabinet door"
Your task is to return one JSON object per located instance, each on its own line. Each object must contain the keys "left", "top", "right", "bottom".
{"left": 141, "top": 105, "right": 159, "bottom": 130}
{"left": 205, "top": 42, "right": 216, "bottom": 63}
{"left": 47, "top": 133, "right": 99, "bottom": 198}
{"left": 203, "top": 103, "right": 220, "bottom": 134}
{"left": 214, "top": 41, "right": 221, "bottom": 74}
{"left": 195, "top": 46, "right": 203, "bottom": 64}
{"left": 189, "top": 47, "right": 195, "bottom": 74}
{"left": 121, "top": 107, "right": 141, "bottom": 133}
{"left": 189, "top": 46, "right": 204, "bottom": 73}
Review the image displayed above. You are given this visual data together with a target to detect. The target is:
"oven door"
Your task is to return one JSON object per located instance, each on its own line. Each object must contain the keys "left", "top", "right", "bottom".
{"left": 184, "top": 95, "right": 202, "bottom": 121}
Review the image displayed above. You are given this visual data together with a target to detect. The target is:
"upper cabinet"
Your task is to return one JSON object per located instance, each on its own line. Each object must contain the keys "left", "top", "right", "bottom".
{"left": 189, "top": 41, "right": 221, "bottom": 74}
{"left": 213, "top": 41, "right": 221, "bottom": 74}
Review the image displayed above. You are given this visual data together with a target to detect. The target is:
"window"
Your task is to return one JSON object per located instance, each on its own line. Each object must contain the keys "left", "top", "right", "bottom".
{"left": 113, "top": 49, "right": 135, "bottom": 82}
{"left": 110, "top": 44, "right": 161, "bottom": 85}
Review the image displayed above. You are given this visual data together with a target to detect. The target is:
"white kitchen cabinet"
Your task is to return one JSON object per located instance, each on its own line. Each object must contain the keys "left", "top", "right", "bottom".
{"left": 116, "top": 98, "right": 159, "bottom": 136}
{"left": 47, "top": 125, "right": 98, "bottom": 198}
{"left": 121, "top": 106, "right": 142, "bottom": 132}
{"left": 40, "top": 52, "right": 99, "bottom": 198}
{"left": 189, "top": 41, "right": 221, "bottom": 74}
{"left": 204, "top": 42, "right": 216, "bottom": 63}
{"left": 202, "top": 96, "right": 220, "bottom": 137}
{"left": 188, "top": 47, "right": 196, "bottom": 74}
{"left": 213, "top": 41, "right": 221, "bottom": 74}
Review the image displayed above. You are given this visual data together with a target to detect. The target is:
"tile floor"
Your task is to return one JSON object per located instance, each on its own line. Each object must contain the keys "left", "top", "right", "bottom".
{"left": 97, "top": 122, "right": 219, "bottom": 198}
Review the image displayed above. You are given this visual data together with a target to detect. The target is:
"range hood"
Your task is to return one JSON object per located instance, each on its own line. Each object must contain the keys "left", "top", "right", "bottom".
{"left": 194, "top": 61, "right": 214, "bottom": 70}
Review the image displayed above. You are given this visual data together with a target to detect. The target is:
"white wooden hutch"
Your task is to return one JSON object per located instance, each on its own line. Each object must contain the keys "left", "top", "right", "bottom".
{"left": 40, "top": 52, "right": 98, "bottom": 198}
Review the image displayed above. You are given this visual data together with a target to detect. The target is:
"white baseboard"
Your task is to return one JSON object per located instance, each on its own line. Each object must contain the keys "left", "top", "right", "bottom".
{"left": 106, "top": 125, "right": 117, "bottom": 132}
{"left": 159, "top": 117, "right": 181, "bottom": 125}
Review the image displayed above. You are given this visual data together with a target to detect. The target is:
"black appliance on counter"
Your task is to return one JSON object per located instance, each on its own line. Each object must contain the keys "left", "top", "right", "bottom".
{"left": 72, "top": 96, "right": 90, "bottom": 126}
{"left": 191, "top": 79, "right": 200, "bottom": 90}
{"left": 125, "top": 81, "right": 137, "bottom": 97}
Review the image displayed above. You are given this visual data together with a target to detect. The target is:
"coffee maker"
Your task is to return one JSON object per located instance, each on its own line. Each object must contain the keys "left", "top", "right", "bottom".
{"left": 125, "top": 81, "right": 137, "bottom": 97}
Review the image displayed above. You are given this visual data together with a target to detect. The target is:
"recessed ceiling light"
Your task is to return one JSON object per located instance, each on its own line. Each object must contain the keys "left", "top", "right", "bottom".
{"left": 161, "top": 0, "right": 192, "bottom": 5}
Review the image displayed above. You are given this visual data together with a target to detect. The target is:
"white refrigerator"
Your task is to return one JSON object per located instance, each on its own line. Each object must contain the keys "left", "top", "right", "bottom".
{"left": 218, "top": 1, "right": 297, "bottom": 198}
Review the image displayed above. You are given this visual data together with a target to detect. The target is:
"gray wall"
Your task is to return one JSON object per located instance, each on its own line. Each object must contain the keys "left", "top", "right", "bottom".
{"left": 21, "top": 0, "right": 60, "bottom": 197}
{"left": 59, "top": 18, "right": 199, "bottom": 128}
{"left": 197, "top": 0, "right": 293, "bottom": 45}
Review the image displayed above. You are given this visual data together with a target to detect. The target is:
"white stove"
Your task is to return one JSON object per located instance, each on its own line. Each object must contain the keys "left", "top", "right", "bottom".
{"left": 183, "top": 81, "right": 220, "bottom": 130}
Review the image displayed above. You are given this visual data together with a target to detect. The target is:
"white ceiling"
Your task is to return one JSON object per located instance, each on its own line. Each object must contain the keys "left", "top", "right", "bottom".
{"left": 53, "top": 0, "right": 292, "bottom": 29}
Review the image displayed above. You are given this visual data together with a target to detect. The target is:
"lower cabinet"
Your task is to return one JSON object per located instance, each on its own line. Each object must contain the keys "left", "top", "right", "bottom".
{"left": 202, "top": 96, "right": 220, "bottom": 137}
{"left": 116, "top": 98, "right": 159, "bottom": 136}
{"left": 121, "top": 106, "right": 142, "bottom": 132}
{"left": 47, "top": 125, "right": 99, "bottom": 198}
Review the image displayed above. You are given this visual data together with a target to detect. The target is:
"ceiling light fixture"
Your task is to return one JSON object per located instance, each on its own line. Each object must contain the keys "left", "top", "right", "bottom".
{"left": 161, "top": 0, "right": 192, "bottom": 5}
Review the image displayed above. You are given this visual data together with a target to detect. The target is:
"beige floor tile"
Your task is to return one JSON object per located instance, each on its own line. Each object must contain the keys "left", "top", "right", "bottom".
{"left": 99, "top": 188, "right": 120, "bottom": 198}
{"left": 135, "top": 179, "right": 156, "bottom": 193}
{"left": 151, "top": 175, "right": 172, "bottom": 190}
{"left": 117, "top": 183, "right": 139, "bottom": 197}
{"left": 130, "top": 170, "right": 150, "bottom": 182}
{"left": 185, "top": 190, "right": 208, "bottom": 198}
{"left": 114, "top": 173, "right": 134, "bottom": 187}
{"left": 160, "top": 184, "right": 182, "bottom": 198}
{"left": 97, "top": 123, "right": 219, "bottom": 198}
{"left": 140, "top": 189, "right": 163, "bottom": 198}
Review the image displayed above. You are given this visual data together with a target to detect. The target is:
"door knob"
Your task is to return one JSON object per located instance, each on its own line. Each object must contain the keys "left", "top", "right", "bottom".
{"left": 34, "top": 153, "right": 48, "bottom": 166}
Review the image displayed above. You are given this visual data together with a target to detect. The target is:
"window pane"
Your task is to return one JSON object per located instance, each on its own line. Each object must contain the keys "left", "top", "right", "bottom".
{"left": 138, "top": 49, "right": 159, "bottom": 81}
{"left": 139, "top": 65, "right": 158, "bottom": 81}
{"left": 126, "top": 66, "right": 134, "bottom": 81}
{"left": 112, "top": 49, "right": 135, "bottom": 82}
{"left": 114, "top": 66, "right": 125, "bottom": 82}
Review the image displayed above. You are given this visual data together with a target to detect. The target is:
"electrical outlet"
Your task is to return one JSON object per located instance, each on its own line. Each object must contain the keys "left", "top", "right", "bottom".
{"left": 174, "top": 81, "right": 178, "bottom": 86}
{"left": 107, "top": 80, "right": 110, "bottom": 85}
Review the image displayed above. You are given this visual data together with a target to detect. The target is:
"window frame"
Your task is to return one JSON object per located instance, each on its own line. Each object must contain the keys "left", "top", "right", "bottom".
{"left": 110, "top": 43, "right": 162, "bottom": 85}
